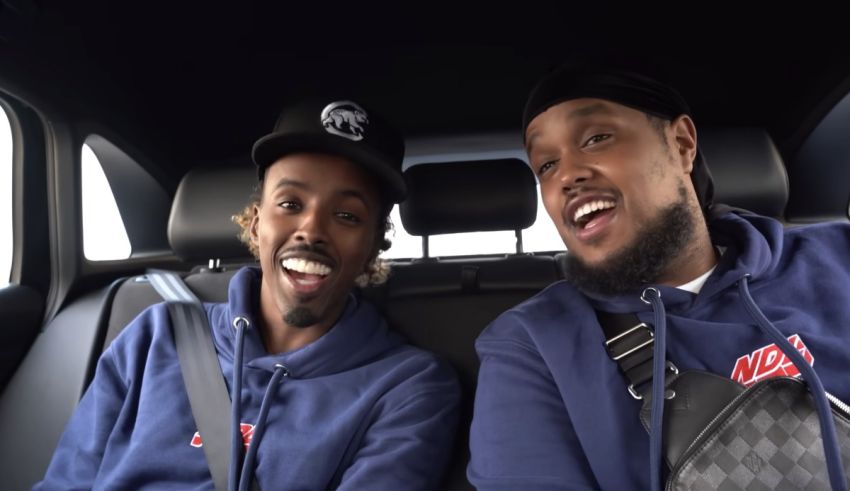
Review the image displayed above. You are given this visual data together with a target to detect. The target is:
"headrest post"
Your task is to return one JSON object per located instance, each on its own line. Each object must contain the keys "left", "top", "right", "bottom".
{"left": 515, "top": 229, "right": 524, "bottom": 254}
{"left": 208, "top": 258, "right": 222, "bottom": 272}
{"left": 421, "top": 236, "right": 430, "bottom": 259}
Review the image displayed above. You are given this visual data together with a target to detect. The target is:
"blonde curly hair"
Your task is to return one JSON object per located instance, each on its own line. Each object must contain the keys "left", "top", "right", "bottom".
{"left": 232, "top": 198, "right": 393, "bottom": 287}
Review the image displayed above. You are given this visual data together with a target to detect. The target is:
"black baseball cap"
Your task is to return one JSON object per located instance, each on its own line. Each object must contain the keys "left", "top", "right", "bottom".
{"left": 252, "top": 99, "right": 407, "bottom": 203}
{"left": 523, "top": 65, "right": 714, "bottom": 211}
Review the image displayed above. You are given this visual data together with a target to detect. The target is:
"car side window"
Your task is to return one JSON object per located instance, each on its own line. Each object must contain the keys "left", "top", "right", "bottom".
{"left": 81, "top": 143, "right": 131, "bottom": 260}
{"left": 0, "top": 104, "right": 12, "bottom": 285}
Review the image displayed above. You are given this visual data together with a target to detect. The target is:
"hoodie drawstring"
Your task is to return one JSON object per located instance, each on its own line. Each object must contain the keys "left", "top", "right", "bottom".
{"left": 641, "top": 287, "right": 667, "bottom": 491}
{"left": 238, "top": 363, "right": 290, "bottom": 491}
{"left": 229, "top": 317, "right": 249, "bottom": 491}
{"left": 738, "top": 275, "right": 848, "bottom": 491}
{"left": 229, "top": 318, "right": 291, "bottom": 491}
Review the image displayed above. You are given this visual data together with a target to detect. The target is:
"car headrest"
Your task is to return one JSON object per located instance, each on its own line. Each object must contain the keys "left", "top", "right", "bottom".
{"left": 168, "top": 166, "right": 257, "bottom": 261}
{"left": 166, "top": 129, "right": 785, "bottom": 261}
{"left": 700, "top": 127, "right": 789, "bottom": 218}
{"left": 400, "top": 158, "right": 537, "bottom": 236}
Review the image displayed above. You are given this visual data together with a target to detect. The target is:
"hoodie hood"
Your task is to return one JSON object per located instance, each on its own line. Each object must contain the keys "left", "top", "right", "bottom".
{"left": 208, "top": 267, "right": 403, "bottom": 378}
{"left": 580, "top": 210, "right": 785, "bottom": 313}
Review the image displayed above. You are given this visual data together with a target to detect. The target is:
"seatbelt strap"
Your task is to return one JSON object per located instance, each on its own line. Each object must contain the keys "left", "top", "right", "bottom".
{"left": 149, "top": 271, "right": 232, "bottom": 491}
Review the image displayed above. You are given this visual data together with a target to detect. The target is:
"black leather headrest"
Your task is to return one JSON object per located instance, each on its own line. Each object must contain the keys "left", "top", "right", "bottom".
{"left": 168, "top": 167, "right": 257, "bottom": 261}
{"left": 400, "top": 158, "right": 537, "bottom": 236}
{"left": 166, "top": 129, "right": 785, "bottom": 261}
{"left": 700, "top": 128, "right": 788, "bottom": 218}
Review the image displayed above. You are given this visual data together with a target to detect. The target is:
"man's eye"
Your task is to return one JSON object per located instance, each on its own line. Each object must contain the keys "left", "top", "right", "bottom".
{"left": 336, "top": 211, "right": 361, "bottom": 223}
{"left": 537, "top": 160, "right": 557, "bottom": 176}
{"left": 583, "top": 134, "right": 611, "bottom": 147}
{"left": 278, "top": 201, "right": 301, "bottom": 211}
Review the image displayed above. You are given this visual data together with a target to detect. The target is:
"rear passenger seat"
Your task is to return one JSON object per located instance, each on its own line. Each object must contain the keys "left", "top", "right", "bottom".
{"left": 103, "top": 157, "right": 555, "bottom": 491}
{"left": 0, "top": 128, "right": 789, "bottom": 490}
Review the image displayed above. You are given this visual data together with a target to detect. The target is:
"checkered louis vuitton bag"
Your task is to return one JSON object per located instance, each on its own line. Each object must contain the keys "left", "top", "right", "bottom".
{"left": 597, "top": 309, "right": 850, "bottom": 491}
{"left": 664, "top": 375, "right": 850, "bottom": 491}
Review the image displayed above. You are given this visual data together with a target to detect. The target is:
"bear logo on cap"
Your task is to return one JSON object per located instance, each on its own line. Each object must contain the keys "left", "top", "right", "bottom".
{"left": 321, "top": 101, "right": 369, "bottom": 141}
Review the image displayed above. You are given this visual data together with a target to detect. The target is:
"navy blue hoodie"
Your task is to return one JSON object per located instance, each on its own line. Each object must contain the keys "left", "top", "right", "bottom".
{"left": 36, "top": 267, "right": 461, "bottom": 490}
{"left": 468, "top": 211, "right": 850, "bottom": 490}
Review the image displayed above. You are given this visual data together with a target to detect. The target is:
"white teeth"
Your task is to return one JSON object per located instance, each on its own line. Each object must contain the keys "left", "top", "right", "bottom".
{"left": 280, "top": 258, "right": 331, "bottom": 276}
{"left": 573, "top": 200, "right": 616, "bottom": 223}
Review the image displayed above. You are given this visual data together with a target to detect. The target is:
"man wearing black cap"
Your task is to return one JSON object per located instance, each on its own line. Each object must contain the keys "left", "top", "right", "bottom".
{"left": 37, "top": 100, "right": 460, "bottom": 491}
{"left": 468, "top": 68, "right": 850, "bottom": 489}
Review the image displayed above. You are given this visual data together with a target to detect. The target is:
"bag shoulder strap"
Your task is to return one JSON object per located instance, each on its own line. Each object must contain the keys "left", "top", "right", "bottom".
{"left": 149, "top": 272, "right": 232, "bottom": 491}
{"left": 595, "top": 310, "right": 660, "bottom": 399}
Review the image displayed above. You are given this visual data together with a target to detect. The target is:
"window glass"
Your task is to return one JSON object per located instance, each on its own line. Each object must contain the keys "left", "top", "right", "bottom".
{"left": 81, "top": 144, "right": 132, "bottom": 260}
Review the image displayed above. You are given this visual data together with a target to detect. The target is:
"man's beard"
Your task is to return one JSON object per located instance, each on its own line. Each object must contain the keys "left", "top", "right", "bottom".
{"left": 564, "top": 184, "right": 696, "bottom": 296}
{"left": 283, "top": 306, "right": 319, "bottom": 328}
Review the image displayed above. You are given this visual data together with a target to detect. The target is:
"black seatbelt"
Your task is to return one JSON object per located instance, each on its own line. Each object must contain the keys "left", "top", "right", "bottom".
{"left": 149, "top": 272, "right": 234, "bottom": 491}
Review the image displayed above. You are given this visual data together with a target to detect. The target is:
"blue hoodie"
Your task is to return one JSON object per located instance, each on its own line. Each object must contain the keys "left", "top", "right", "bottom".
{"left": 468, "top": 211, "right": 850, "bottom": 490}
{"left": 36, "top": 267, "right": 461, "bottom": 490}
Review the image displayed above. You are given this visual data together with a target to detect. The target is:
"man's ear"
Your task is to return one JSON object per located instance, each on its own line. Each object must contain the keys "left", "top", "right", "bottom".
{"left": 364, "top": 239, "right": 381, "bottom": 273}
{"left": 671, "top": 114, "right": 698, "bottom": 174}
{"left": 363, "top": 221, "right": 388, "bottom": 272}
{"left": 249, "top": 204, "right": 261, "bottom": 246}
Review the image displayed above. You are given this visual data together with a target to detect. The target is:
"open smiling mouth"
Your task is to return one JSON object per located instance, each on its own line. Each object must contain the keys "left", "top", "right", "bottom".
{"left": 280, "top": 257, "right": 332, "bottom": 294}
{"left": 572, "top": 199, "right": 617, "bottom": 238}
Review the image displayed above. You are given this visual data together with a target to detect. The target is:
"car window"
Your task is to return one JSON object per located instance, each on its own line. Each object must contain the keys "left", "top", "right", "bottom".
{"left": 382, "top": 190, "right": 564, "bottom": 259}
{"left": 81, "top": 143, "right": 131, "bottom": 260}
{"left": 0, "top": 104, "right": 12, "bottom": 285}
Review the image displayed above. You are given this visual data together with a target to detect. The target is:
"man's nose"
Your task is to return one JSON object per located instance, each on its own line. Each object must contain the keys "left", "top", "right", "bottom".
{"left": 558, "top": 157, "right": 593, "bottom": 193}
{"left": 293, "top": 208, "right": 329, "bottom": 245}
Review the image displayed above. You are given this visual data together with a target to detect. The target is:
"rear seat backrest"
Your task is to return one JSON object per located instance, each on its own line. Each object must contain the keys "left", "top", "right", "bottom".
{"left": 105, "top": 157, "right": 552, "bottom": 491}
{"left": 382, "top": 158, "right": 552, "bottom": 491}
{"left": 368, "top": 256, "right": 558, "bottom": 491}
{"left": 0, "top": 128, "right": 791, "bottom": 490}
{"left": 104, "top": 270, "right": 238, "bottom": 350}
{"left": 104, "top": 166, "right": 257, "bottom": 349}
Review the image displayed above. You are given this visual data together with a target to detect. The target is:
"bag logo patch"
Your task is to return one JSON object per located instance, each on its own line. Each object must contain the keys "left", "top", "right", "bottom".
{"left": 730, "top": 334, "right": 814, "bottom": 387}
{"left": 190, "top": 422, "right": 254, "bottom": 449}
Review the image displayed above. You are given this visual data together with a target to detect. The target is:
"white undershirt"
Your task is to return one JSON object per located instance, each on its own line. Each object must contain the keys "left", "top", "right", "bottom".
{"left": 675, "top": 247, "right": 725, "bottom": 294}
{"left": 675, "top": 266, "right": 716, "bottom": 294}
